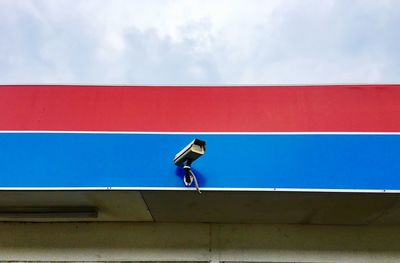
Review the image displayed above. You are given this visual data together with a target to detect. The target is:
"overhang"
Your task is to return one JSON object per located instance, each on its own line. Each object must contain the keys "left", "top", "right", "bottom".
{"left": 1, "top": 190, "right": 400, "bottom": 224}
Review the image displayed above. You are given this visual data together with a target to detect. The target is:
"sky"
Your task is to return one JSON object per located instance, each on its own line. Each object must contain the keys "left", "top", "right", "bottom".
{"left": 0, "top": 0, "right": 399, "bottom": 85}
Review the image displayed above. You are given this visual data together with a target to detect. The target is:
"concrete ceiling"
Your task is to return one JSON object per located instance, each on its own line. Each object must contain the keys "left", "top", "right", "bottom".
{"left": 0, "top": 190, "right": 400, "bottom": 225}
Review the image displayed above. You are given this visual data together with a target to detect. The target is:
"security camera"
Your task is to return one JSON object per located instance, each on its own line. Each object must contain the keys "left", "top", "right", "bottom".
{"left": 173, "top": 139, "right": 206, "bottom": 167}
{"left": 173, "top": 139, "right": 206, "bottom": 194}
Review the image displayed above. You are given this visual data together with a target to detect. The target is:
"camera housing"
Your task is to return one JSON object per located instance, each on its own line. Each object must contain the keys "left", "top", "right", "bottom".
{"left": 173, "top": 139, "right": 206, "bottom": 167}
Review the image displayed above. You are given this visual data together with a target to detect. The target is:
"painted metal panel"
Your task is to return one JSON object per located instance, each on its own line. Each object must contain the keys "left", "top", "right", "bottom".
{"left": 1, "top": 85, "right": 399, "bottom": 191}
{"left": 0, "top": 132, "right": 399, "bottom": 190}
{"left": 1, "top": 85, "right": 400, "bottom": 132}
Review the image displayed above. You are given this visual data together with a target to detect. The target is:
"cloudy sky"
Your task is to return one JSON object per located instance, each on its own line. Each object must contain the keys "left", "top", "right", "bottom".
{"left": 1, "top": 0, "right": 399, "bottom": 85}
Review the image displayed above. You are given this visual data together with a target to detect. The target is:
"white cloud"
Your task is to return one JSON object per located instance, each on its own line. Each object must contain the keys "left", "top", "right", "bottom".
{"left": 0, "top": 0, "right": 399, "bottom": 84}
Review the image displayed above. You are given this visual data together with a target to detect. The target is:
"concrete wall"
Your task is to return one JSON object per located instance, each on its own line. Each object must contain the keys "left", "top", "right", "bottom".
{"left": 1, "top": 222, "right": 400, "bottom": 262}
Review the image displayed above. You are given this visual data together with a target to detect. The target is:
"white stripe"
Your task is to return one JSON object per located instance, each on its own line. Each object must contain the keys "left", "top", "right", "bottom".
{"left": 3, "top": 83, "right": 400, "bottom": 86}
{"left": 0, "top": 131, "right": 400, "bottom": 135}
{"left": 0, "top": 187, "right": 398, "bottom": 193}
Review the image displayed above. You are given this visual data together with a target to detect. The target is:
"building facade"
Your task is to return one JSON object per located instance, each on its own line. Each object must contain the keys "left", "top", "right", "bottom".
{"left": 1, "top": 85, "right": 400, "bottom": 262}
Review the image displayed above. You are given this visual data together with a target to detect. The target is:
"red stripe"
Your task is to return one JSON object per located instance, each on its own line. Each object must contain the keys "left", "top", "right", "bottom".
{"left": 0, "top": 85, "right": 399, "bottom": 132}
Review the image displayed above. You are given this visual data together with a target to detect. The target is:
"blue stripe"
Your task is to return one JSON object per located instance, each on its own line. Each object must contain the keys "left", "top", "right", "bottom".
{"left": 0, "top": 133, "right": 399, "bottom": 190}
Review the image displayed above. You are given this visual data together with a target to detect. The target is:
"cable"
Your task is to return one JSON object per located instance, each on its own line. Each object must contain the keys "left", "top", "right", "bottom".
{"left": 183, "top": 165, "right": 202, "bottom": 194}
{"left": 189, "top": 169, "right": 202, "bottom": 194}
